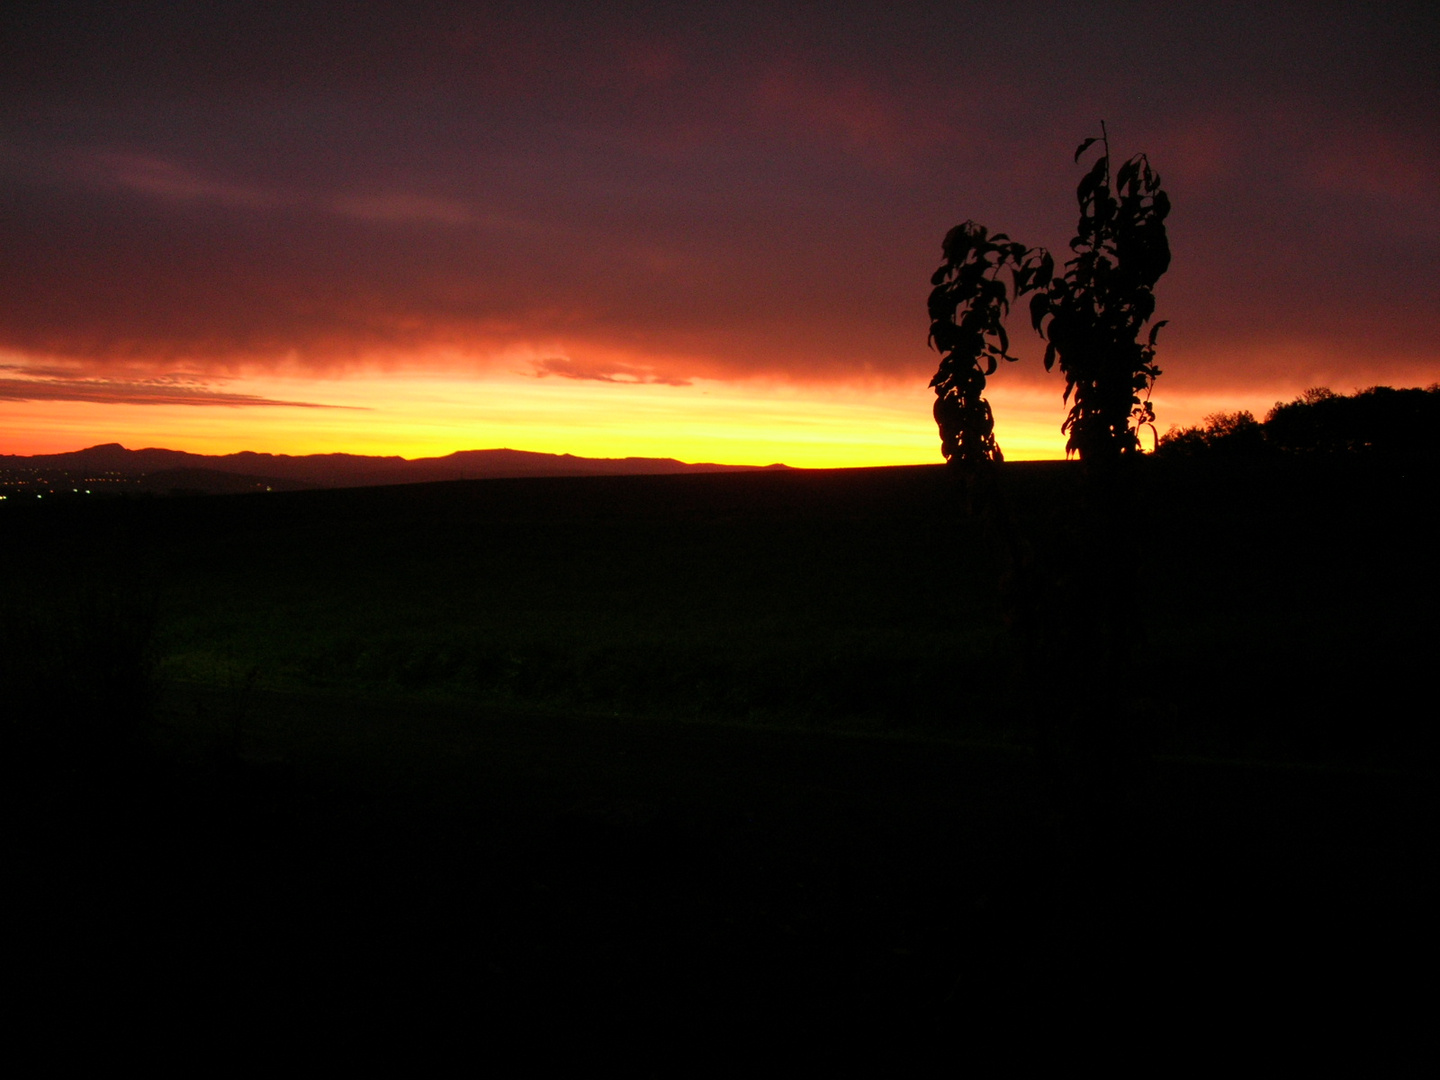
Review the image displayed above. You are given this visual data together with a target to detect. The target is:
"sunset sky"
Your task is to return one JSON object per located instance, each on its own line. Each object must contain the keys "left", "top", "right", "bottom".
{"left": 4, "top": 1, "right": 1438, "bottom": 465}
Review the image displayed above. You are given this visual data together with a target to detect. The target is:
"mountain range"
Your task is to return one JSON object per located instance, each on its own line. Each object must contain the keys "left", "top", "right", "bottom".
{"left": 1, "top": 443, "right": 789, "bottom": 494}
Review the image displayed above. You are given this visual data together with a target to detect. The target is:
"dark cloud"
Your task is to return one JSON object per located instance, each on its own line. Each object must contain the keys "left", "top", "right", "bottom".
{"left": 1, "top": 2, "right": 1437, "bottom": 395}
{"left": 532, "top": 357, "right": 691, "bottom": 386}
{"left": 0, "top": 367, "right": 358, "bottom": 408}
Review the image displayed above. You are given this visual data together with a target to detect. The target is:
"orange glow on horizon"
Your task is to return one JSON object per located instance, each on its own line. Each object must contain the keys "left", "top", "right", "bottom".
{"left": 1, "top": 356, "right": 1390, "bottom": 467}
{"left": 0, "top": 368, "right": 1075, "bottom": 466}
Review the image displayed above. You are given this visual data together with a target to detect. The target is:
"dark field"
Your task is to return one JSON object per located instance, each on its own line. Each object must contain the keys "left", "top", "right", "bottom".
{"left": 4, "top": 461, "right": 1434, "bottom": 1063}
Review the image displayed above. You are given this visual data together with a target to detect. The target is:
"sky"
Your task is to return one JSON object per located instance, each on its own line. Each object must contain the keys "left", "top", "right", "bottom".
{"left": 3, "top": 1, "right": 1438, "bottom": 465}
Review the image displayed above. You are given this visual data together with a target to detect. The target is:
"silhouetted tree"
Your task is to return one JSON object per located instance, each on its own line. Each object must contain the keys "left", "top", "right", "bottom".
{"left": 1157, "top": 385, "right": 1440, "bottom": 459}
{"left": 1030, "top": 125, "right": 1171, "bottom": 461}
{"left": 927, "top": 133, "right": 1177, "bottom": 900}
{"left": 927, "top": 223, "right": 1048, "bottom": 464}
{"left": 1265, "top": 385, "right": 1440, "bottom": 457}
{"left": 1157, "top": 410, "right": 1267, "bottom": 459}
{"left": 929, "top": 126, "right": 1170, "bottom": 462}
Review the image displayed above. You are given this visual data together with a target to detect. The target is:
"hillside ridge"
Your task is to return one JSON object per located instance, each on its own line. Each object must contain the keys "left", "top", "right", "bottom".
{"left": 1, "top": 442, "right": 790, "bottom": 490}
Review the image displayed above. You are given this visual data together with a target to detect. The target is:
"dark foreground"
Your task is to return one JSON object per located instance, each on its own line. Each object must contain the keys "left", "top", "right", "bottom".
{"left": 11, "top": 684, "right": 1431, "bottom": 1066}
{"left": 4, "top": 460, "right": 1435, "bottom": 1063}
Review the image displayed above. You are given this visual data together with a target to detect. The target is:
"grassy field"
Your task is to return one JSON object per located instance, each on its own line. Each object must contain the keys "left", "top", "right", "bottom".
{"left": 4, "top": 460, "right": 1434, "bottom": 1061}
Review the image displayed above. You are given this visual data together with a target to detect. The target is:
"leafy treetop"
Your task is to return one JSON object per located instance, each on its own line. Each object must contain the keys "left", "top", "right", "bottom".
{"left": 1030, "top": 125, "right": 1171, "bottom": 460}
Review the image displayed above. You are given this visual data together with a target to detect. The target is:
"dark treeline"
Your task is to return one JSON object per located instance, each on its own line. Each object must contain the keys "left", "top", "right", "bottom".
{"left": 1159, "top": 384, "right": 1440, "bottom": 459}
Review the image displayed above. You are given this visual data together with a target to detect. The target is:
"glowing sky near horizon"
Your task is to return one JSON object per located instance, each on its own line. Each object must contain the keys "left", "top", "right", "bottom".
{"left": 3, "top": 2, "right": 1438, "bottom": 464}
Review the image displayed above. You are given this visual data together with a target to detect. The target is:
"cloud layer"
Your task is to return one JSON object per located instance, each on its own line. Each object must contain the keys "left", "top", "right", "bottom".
{"left": 0, "top": 364, "right": 355, "bottom": 408}
{"left": 2, "top": 1, "right": 1438, "bottom": 399}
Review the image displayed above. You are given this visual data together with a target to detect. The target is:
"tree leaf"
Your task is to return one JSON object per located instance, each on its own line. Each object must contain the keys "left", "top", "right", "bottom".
{"left": 1030, "top": 292, "right": 1049, "bottom": 333}
{"left": 1074, "top": 136, "right": 1099, "bottom": 162}
{"left": 1076, "top": 156, "right": 1107, "bottom": 203}
{"left": 1116, "top": 157, "right": 1139, "bottom": 193}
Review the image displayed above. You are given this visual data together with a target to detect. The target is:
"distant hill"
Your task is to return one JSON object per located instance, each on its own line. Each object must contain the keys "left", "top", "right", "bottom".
{"left": 0, "top": 443, "right": 789, "bottom": 493}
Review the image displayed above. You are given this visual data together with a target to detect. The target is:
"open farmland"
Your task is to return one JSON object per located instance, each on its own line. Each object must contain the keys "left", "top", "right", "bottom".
{"left": 4, "top": 460, "right": 1434, "bottom": 1061}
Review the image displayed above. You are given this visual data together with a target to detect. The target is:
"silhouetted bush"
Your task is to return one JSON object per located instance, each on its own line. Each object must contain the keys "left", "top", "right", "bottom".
{"left": 279, "top": 628, "right": 1011, "bottom": 736}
